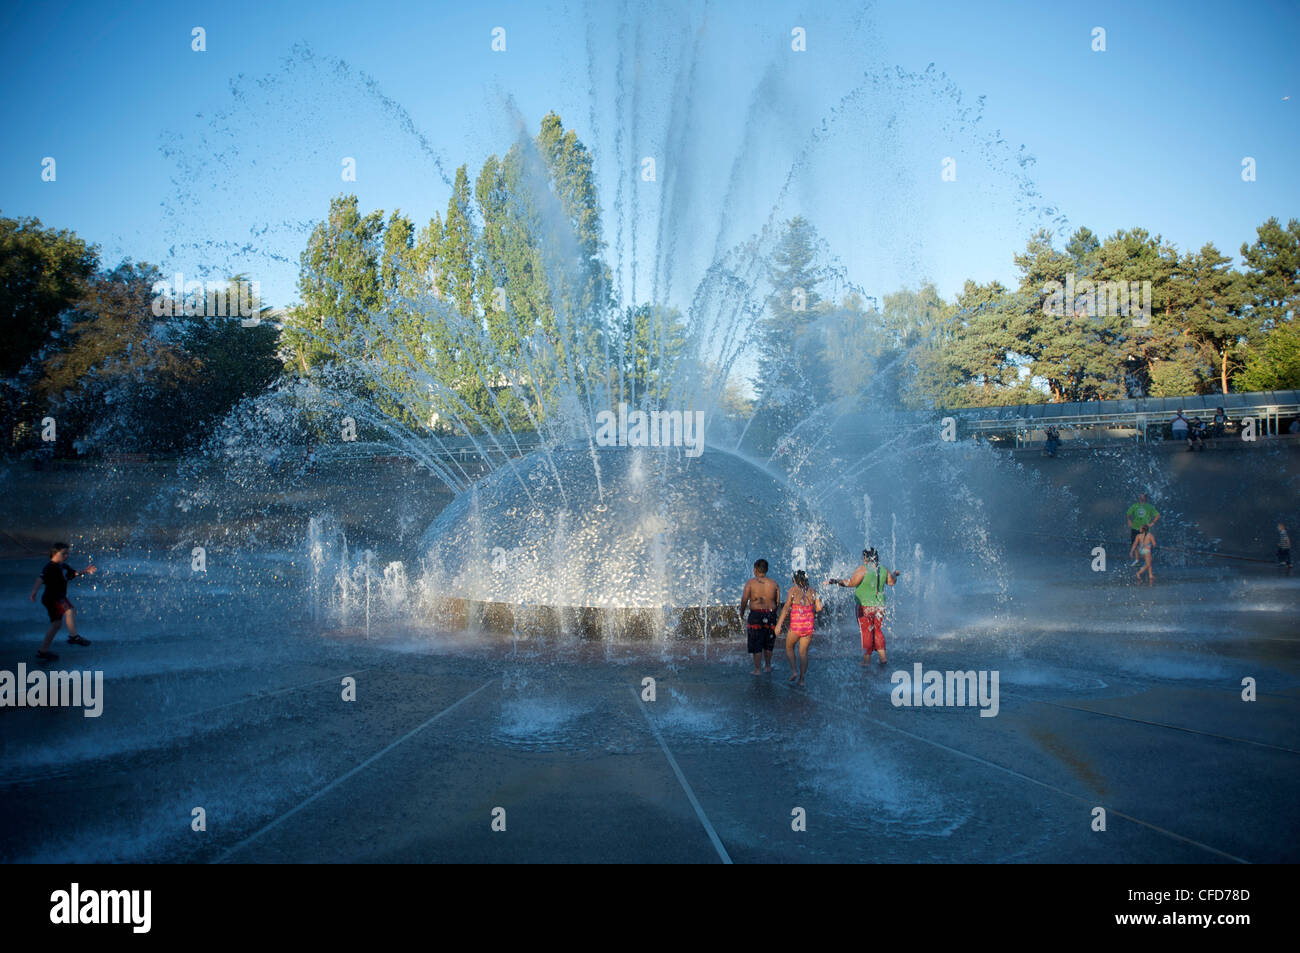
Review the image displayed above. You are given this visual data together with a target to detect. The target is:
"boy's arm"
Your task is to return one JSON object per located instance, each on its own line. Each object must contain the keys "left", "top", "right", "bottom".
{"left": 739, "top": 581, "right": 750, "bottom": 615}
{"left": 30, "top": 576, "right": 41, "bottom": 601}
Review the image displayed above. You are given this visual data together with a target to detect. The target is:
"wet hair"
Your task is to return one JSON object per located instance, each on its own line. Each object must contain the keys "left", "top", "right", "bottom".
{"left": 754, "top": 559, "right": 768, "bottom": 572}
{"left": 792, "top": 570, "right": 809, "bottom": 588}
{"left": 1139, "top": 524, "right": 1149, "bottom": 534}
{"left": 863, "top": 548, "right": 879, "bottom": 564}
{"left": 50, "top": 542, "right": 69, "bottom": 557}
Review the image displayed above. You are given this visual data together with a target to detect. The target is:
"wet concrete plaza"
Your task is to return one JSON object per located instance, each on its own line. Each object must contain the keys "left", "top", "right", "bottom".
{"left": 3, "top": 547, "right": 1295, "bottom": 864}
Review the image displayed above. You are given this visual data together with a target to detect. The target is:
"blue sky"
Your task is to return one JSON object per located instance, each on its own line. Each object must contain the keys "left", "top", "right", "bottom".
{"left": 1, "top": 0, "right": 1295, "bottom": 310}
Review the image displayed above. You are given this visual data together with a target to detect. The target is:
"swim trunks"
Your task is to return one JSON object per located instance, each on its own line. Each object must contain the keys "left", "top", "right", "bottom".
{"left": 44, "top": 597, "right": 73, "bottom": 622}
{"left": 856, "top": 604, "right": 885, "bottom": 654}
{"left": 747, "top": 609, "right": 777, "bottom": 653}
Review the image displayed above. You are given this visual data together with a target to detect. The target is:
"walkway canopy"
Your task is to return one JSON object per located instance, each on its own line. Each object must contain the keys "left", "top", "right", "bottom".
{"left": 943, "top": 391, "right": 1300, "bottom": 444}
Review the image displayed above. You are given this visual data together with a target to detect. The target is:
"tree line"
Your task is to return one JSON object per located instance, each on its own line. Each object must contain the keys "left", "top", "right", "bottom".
{"left": 3, "top": 110, "right": 1297, "bottom": 457}
{"left": 762, "top": 217, "right": 1300, "bottom": 423}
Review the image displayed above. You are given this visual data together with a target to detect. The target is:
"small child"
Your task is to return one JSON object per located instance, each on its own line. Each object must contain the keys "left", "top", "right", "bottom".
{"left": 30, "top": 542, "right": 97, "bottom": 662}
{"left": 1130, "top": 525, "right": 1156, "bottom": 586}
{"left": 775, "top": 570, "right": 822, "bottom": 686}
{"left": 1279, "top": 523, "right": 1292, "bottom": 576}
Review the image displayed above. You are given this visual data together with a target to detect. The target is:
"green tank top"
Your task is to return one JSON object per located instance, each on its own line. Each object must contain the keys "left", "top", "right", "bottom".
{"left": 854, "top": 566, "right": 887, "bottom": 607}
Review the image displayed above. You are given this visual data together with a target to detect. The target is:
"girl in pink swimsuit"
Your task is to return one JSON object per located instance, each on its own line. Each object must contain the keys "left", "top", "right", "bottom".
{"left": 776, "top": 570, "right": 822, "bottom": 685}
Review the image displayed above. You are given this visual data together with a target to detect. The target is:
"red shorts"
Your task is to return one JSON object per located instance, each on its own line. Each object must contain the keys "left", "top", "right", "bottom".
{"left": 44, "top": 597, "right": 73, "bottom": 622}
{"left": 856, "top": 605, "right": 885, "bottom": 654}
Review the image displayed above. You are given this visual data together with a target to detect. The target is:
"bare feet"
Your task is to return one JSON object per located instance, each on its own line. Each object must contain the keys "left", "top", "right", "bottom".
{"left": 878, "top": 656, "right": 887, "bottom": 666}
{"left": 788, "top": 673, "right": 799, "bottom": 682}
{"left": 751, "top": 668, "right": 762, "bottom": 676}
{"left": 860, "top": 656, "right": 871, "bottom": 667}
{"left": 763, "top": 665, "right": 772, "bottom": 673}
{"left": 798, "top": 677, "right": 805, "bottom": 686}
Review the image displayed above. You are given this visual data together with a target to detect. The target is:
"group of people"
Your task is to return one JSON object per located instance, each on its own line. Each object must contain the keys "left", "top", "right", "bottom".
{"left": 1126, "top": 492, "right": 1160, "bottom": 585}
{"left": 26, "top": 520, "right": 1290, "bottom": 670}
{"left": 1170, "top": 408, "right": 1227, "bottom": 450}
{"left": 1125, "top": 492, "right": 1292, "bottom": 582}
{"left": 738, "top": 550, "right": 900, "bottom": 684}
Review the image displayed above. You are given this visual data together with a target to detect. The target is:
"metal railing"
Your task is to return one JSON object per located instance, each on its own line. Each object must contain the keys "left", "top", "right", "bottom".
{"left": 949, "top": 400, "right": 1300, "bottom": 447}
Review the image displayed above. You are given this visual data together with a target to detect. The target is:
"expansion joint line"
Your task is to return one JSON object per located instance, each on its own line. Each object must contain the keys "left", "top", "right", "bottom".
{"left": 214, "top": 678, "right": 496, "bottom": 863}
{"left": 788, "top": 683, "right": 1250, "bottom": 864}
{"left": 631, "top": 686, "right": 733, "bottom": 864}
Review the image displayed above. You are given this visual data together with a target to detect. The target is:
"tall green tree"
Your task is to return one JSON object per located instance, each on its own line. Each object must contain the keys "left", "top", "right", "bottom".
{"left": 0, "top": 214, "right": 99, "bottom": 379}
{"left": 1014, "top": 229, "right": 1134, "bottom": 401}
{"left": 1095, "top": 229, "right": 1178, "bottom": 395}
{"left": 750, "top": 217, "right": 835, "bottom": 448}
{"left": 283, "top": 195, "right": 386, "bottom": 374}
{"left": 1240, "top": 217, "right": 1300, "bottom": 332}
{"left": 37, "top": 261, "right": 197, "bottom": 453}
{"left": 878, "top": 283, "right": 955, "bottom": 408}
{"left": 173, "top": 274, "right": 282, "bottom": 440}
{"left": 614, "top": 304, "right": 688, "bottom": 404}
{"left": 1168, "top": 243, "right": 1247, "bottom": 394}
{"left": 536, "top": 111, "right": 610, "bottom": 323}
{"left": 1237, "top": 317, "right": 1300, "bottom": 390}
{"left": 819, "top": 294, "right": 880, "bottom": 401}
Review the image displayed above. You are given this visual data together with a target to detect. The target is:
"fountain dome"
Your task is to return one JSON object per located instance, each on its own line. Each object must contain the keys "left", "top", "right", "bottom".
{"left": 420, "top": 444, "right": 843, "bottom": 614}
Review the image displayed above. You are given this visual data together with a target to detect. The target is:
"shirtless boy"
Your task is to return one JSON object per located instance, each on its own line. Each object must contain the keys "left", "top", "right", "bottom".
{"left": 739, "top": 559, "right": 780, "bottom": 675}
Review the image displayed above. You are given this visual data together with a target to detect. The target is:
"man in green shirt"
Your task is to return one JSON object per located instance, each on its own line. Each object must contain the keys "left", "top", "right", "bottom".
{"left": 827, "top": 548, "right": 899, "bottom": 667}
{"left": 1126, "top": 493, "right": 1160, "bottom": 565}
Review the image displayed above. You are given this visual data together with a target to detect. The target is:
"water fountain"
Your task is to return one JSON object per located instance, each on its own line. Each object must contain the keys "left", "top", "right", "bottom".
{"left": 418, "top": 444, "right": 842, "bottom": 640}
{"left": 122, "top": 6, "right": 1173, "bottom": 654}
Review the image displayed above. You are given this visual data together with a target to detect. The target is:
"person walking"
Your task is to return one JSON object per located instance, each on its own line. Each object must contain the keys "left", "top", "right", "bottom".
{"left": 827, "top": 547, "right": 900, "bottom": 668}
{"left": 1126, "top": 493, "right": 1161, "bottom": 565}
{"left": 775, "top": 570, "right": 821, "bottom": 686}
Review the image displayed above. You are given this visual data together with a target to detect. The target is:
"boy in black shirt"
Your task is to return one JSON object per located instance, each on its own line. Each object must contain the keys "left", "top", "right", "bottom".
{"left": 29, "top": 542, "right": 97, "bottom": 661}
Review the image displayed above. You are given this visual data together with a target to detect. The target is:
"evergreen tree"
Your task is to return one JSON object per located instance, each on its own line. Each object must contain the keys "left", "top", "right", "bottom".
{"left": 1240, "top": 217, "right": 1300, "bottom": 332}
{"left": 1237, "top": 317, "right": 1300, "bottom": 391}
{"left": 751, "top": 217, "right": 834, "bottom": 450}
{"left": 1168, "top": 243, "right": 1247, "bottom": 395}
{"left": 283, "top": 195, "right": 386, "bottom": 373}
